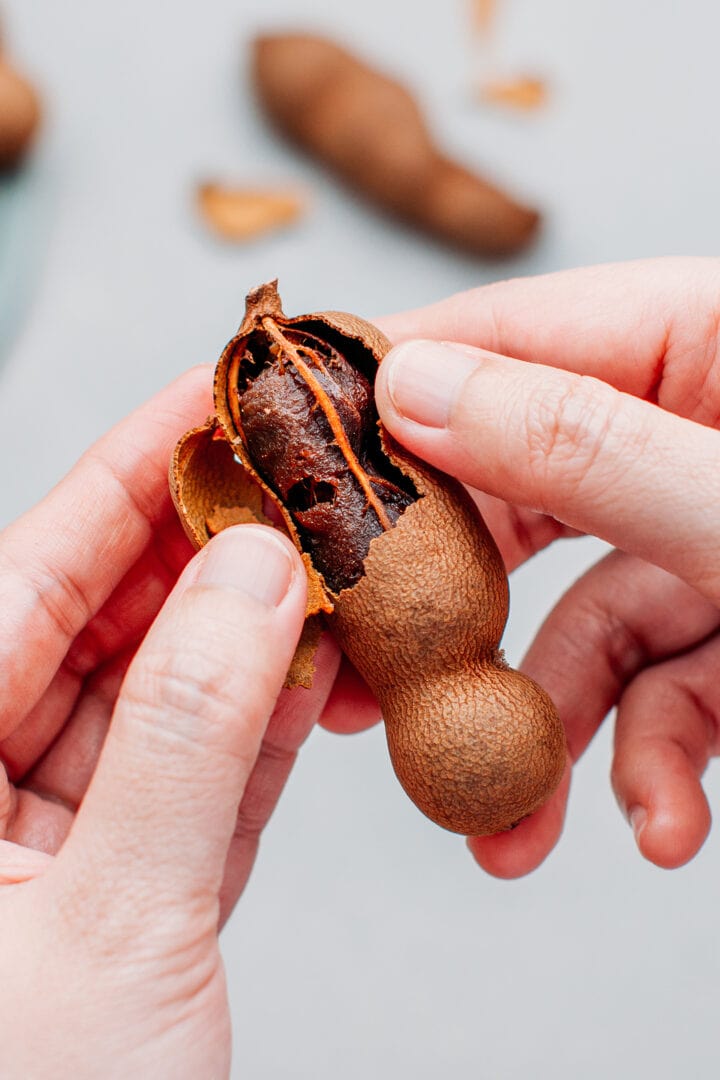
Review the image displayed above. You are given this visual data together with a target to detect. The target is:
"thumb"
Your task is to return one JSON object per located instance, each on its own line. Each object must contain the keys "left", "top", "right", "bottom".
{"left": 376, "top": 339, "right": 720, "bottom": 603}
{"left": 56, "top": 524, "right": 307, "bottom": 906}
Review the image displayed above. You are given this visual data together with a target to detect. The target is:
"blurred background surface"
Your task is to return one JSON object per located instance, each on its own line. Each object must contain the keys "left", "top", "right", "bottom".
{"left": 2, "top": 2, "right": 720, "bottom": 1077}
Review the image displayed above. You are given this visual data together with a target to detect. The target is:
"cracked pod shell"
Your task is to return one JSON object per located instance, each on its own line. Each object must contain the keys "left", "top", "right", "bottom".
{"left": 171, "top": 282, "right": 566, "bottom": 835}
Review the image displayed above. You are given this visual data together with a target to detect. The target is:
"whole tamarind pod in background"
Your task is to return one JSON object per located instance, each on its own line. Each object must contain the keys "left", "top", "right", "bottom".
{"left": 0, "top": 53, "right": 40, "bottom": 170}
{"left": 252, "top": 34, "right": 540, "bottom": 257}
{"left": 171, "top": 282, "right": 566, "bottom": 835}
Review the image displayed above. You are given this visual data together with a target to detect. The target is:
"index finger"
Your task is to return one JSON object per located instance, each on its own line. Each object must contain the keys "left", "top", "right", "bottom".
{"left": 0, "top": 365, "right": 212, "bottom": 736}
{"left": 377, "top": 257, "right": 720, "bottom": 412}
{"left": 376, "top": 343, "right": 720, "bottom": 605}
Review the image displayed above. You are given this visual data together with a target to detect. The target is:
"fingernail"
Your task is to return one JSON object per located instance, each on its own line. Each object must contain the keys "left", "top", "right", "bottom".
{"left": 384, "top": 340, "right": 481, "bottom": 428}
{"left": 630, "top": 806, "right": 647, "bottom": 844}
{"left": 197, "top": 526, "right": 295, "bottom": 608}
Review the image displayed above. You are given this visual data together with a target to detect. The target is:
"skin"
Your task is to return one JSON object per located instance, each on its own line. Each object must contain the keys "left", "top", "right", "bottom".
{"left": 2, "top": 256, "right": 719, "bottom": 1072}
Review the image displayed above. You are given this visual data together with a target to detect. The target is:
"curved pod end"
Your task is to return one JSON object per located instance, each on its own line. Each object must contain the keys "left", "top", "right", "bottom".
{"left": 383, "top": 664, "right": 566, "bottom": 836}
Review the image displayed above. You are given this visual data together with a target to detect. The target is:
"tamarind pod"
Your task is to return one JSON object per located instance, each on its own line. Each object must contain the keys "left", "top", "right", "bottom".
{"left": 252, "top": 33, "right": 540, "bottom": 257}
{"left": 171, "top": 283, "right": 565, "bottom": 834}
{"left": 327, "top": 447, "right": 565, "bottom": 835}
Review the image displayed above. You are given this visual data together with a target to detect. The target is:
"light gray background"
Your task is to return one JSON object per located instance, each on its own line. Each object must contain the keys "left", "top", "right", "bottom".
{"left": 3, "top": 2, "right": 720, "bottom": 1077}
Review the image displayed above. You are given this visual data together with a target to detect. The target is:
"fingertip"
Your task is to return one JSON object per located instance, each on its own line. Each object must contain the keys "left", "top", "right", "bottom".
{"left": 377, "top": 339, "right": 482, "bottom": 434}
{"left": 467, "top": 823, "right": 553, "bottom": 880}
{"left": 630, "top": 795, "right": 711, "bottom": 870}
{"left": 467, "top": 762, "right": 570, "bottom": 879}
{"left": 613, "top": 722, "right": 712, "bottom": 870}
{"left": 205, "top": 521, "right": 303, "bottom": 570}
{"left": 374, "top": 343, "right": 402, "bottom": 428}
{"left": 186, "top": 523, "right": 306, "bottom": 614}
{"left": 318, "top": 657, "right": 382, "bottom": 734}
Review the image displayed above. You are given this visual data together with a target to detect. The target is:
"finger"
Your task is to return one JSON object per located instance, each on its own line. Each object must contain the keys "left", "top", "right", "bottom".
{"left": 63, "top": 516, "right": 194, "bottom": 679}
{"left": 2, "top": 747, "right": 75, "bottom": 853}
{"left": 219, "top": 633, "right": 341, "bottom": 924}
{"left": 376, "top": 342, "right": 720, "bottom": 604}
{"left": 23, "top": 650, "right": 133, "bottom": 812}
{"left": 611, "top": 639, "right": 720, "bottom": 869}
{"left": 0, "top": 365, "right": 212, "bottom": 738}
{"left": 466, "top": 552, "right": 720, "bottom": 878}
{"left": 0, "top": 841, "right": 54, "bottom": 885}
{"left": 468, "top": 760, "right": 571, "bottom": 879}
{"left": 1, "top": 520, "right": 192, "bottom": 782}
{"left": 319, "top": 656, "right": 382, "bottom": 735}
{"left": 0, "top": 762, "right": 9, "bottom": 837}
{"left": 524, "top": 551, "right": 720, "bottom": 763}
{"left": 468, "top": 490, "right": 577, "bottom": 573}
{"left": 5, "top": 788, "right": 74, "bottom": 855}
{"left": 20, "top": 634, "right": 337, "bottom": 872}
{"left": 377, "top": 257, "right": 720, "bottom": 422}
{"left": 56, "top": 525, "right": 307, "bottom": 908}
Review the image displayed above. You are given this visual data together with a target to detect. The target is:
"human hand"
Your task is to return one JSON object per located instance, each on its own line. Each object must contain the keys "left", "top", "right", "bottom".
{"left": 371, "top": 257, "right": 720, "bottom": 878}
{"left": 0, "top": 368, "right": 343, "bottom": 1077}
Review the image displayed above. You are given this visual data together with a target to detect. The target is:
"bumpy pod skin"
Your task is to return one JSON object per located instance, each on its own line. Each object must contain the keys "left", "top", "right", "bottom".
{"left": 252, "top": 34, "right": 539, "bottom": 258}
{"left": 329, "top": 452, "right": 564, "bottom": 835}
{"left": 170, "top": 282, "right": 566, "bottom": 836}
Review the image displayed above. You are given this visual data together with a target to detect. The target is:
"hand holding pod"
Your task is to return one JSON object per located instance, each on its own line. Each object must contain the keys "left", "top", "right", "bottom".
{"left": 171, "top": 283, "right": 566, "bottom": 835}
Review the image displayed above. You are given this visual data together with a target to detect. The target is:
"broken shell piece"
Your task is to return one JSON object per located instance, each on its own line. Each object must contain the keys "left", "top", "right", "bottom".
{"left": 197, "top": 183, "right": 304, "bottom": 242}
{"left": 478, "top": 76, "right": 548, "bottom": 111}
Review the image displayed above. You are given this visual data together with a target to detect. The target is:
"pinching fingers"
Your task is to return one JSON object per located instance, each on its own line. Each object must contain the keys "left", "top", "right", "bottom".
{"left": 56, "top": 525, "right": 307, "bottom": 913}
{"left": 377, "top": 341, "right": 720, "bottom": 604}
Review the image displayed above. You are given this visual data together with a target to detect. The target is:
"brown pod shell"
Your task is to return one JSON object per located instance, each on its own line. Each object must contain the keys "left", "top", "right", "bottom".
{"left": 169, "top": 414, "right": 326, "bottom": 689}
{"left": 0, "top": 57, "right": 40, "bottom": 170}
{"left": 252, "top": 34, "right": 539, "bottom": 257}
{"left": 329, "top": 451, "right": 564, "bottom": 835}
{"left": 171, "top": 282, "right": 566, "bottom": 834}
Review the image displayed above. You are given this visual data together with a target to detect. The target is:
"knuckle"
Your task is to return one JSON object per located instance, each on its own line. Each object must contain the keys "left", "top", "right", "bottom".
{"left": 232, "top": 740, "right": 296, "bottom": 845}
{"left": 138, "top": 644, "right": 240, "bottom": 718}
{"left": 118, "top": 588, "right": 284, "bottom": 761}
{"left": 587, "top": 597, "right": 650, "bottom": 690}
{"left": 663, "top": 315, "right": 720, "bottom": 426}
{"left": 0, "top": 551, "right": 92, "bottom": 649}
{"left": 522, "top": 375, "right": 631, "bottom": 508}
{"left": 122, "top": 643, "right": 252, "bottom": 759}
